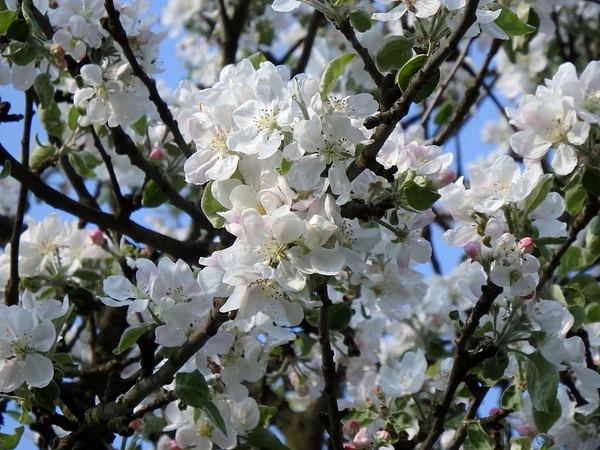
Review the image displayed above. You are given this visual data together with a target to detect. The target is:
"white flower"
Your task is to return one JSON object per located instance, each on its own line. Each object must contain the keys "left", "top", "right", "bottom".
{"left": 508, "top": 95, "right": 590, "bottom": 176}
{"left": 373, "top": 0, "right": 441, "bottom": 21}
{"left": 0, "top": 305, "right": 55, "bottom": 392}
{"left": 73, "top": 64, "right": 122, "bottom": 126}
{"left": 52, "top": 16, "right": 88, "bottom": 62}
{"left": 379, "top": 349, "right": 428, "bottom": 397}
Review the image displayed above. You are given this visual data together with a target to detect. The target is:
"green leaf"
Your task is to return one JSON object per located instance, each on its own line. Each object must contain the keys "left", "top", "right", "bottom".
{"left": 0, "top": 426, "right": 24, "bottom": 450}
{"left": 142, "top": 180, "right": 168, "bottom": 208}
{"left": 523, "top": 174, "right": 553, "bottom": 215}
{"left": 73, "top": 268, "right": 102, "bottom": 283}
{"left": 434, "top": 101, "right": 453, "bottom": 126}
{"left": 258, "top": 405, "right": 278, "bottom": 429}
{"left": 131, "top": 115, "right": 148, "bottom": 136}
{"left": 7, "top": 41, "right": 37, "bottom": 66}
{"left": 29, "top": 146, "right": 55, "bottom": 172}
{"left": 525, "top": 351, "right": 559, "bottom": 413}
{"left": 175, "top": 371, "right": 227, "bottom": 434}
{"left": 464, "top": 422, "right": 495, "bottom": 450}
{"left": 349, "top": 9, "right": 372, "bottom": 32}
{"left": 501, "top": 385, "right": 523, "bottom": 411}
{"left": 342, "top": 409, "right": 378, "bottom": 426}
{"left": 246, "top": 427, "right": 291, "bottom": 450}
{"left": 397, "top": 54, "right": 440, "bottom": 103}
{"left": 585, "top": 215, "right": 600, "bottom": 257}
{"left": 6, "top": 18, "right": 28, "bottom": 41}
{"left": 510, "top": 437, "right": 533, "bottom": 450}
{"left": 533, "top": 398, "right": 561, "bottom": 434}
{"left": 403, "top": 180, "right": 441, "bottom": 210}
{"left": 375, "top": 36, "right": 413, "bottom": 72}
{"left": 113, "top": 325, "right": 152, "bottom": 355}
{"left": 491, "top": 4, "right": 536, "bottom": 36}
{"left": 582, "top": 167, "right": 600, "bottom": 195}
{"left": 248, "top": 52, "right": 267, "bottom": 69}
{"left": 565, "top": 185, "right": 586, "bottom": 216}
{"left": 558, "top": 247, "right": 596, "bottom": 279}
{"left": 481, "top": 351, "right": 509, "bottom": 384}
{"left": 388, "top": 412, "right": 412, "bottom": 431}
{"left": 39, "top": 103, "right": 65, "bottom": 137}
{"left": 34, "top": 73, "right": 54, "bottom": 109}
{"left": 68, "top": 107, "right": 80, "bottom": 130}
{"left": 586, "top": 303, "right": 600, "bottom": 324}
{"left": 69, "top": 152, "right": 96, "bottom": 178}
{"left": 201, "top": 181, "right": 227, "bottom": 228}
{"left": 0, "top": 160, "right": 11, "bottom": 179}
{"left": 319, "top": 53, "right": 356, "bottom": 100}
{"left": 329, "top": 302, "right": 352, "bottom": 331}
{"left": 0, "top": 10, "right": 16, "bottom": 35}
{"left": 33, "top": 381, "right": 60, "bottom": 411}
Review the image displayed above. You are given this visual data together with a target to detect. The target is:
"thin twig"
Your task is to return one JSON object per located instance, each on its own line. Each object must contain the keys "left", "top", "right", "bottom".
{"left": 102, "top": 0, "right": 192, "bottom": 158}
{"left": 317, "top": 283, "right": 344, "bottom": 450}
{"left": 292, "top": 11, "right": 325, "bottom": 77}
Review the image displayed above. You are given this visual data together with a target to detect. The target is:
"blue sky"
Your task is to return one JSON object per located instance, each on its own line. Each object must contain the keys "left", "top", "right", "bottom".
{"left": 0, "top": 1, "right": 511, "bottom": 446}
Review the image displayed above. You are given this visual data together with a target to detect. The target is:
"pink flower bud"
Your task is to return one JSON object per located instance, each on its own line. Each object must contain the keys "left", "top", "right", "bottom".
{"left": 438, "top": 167, "right": 456, "bottom": 188}
{"left": 522, "top": 291, "right": 535, "bottom": 300}
{"left": 518, "top": 237, "right": 534, "bottom": 253}
{"left": 89, "top": 229, "right": 105, "bottom": 245}
{"left": 344, "top": 445, "right": 356, "bottom": 450}
{"left": 168, "top": 441, "right": 182, "bottom": 450}
{"left": 128, "top": 418, "right": 144, "bottom": 430}
{"left": 373, "top": 430, "right": 392, "bottom": 444}
{"left": 517, "top": 424, "right": 537, "bottom": 438}
{"left": 149, "top": 147, "right": 166, "bottom": 160}
{"left": 140, "top": 248, "right": 150, "bottom": 257}
{"left": 489, "top": 407, "right": 501, "bottom": 416}
{"left": 464, "top": 241, "right": 481, "bottom": 259}
{"left": 352, "top": 428, "right": 370, "bottom": 449}
{"left": 375, "top": 385, "right": 384, "bottom": 400}
{"left": 343, "top": 420, "right": 361, "bottom": 440}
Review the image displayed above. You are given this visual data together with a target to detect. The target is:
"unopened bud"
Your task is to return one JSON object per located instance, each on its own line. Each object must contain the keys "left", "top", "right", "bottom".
{"left": 522, "top": 291, "right": 535, "bottom": 300}
{"left": 128, "top": 418, "right": 144, "bottom": 430}
{"left": 489, "top": 407, "right": 501, "bottom": 416}
{"left": 343, "top": 420, "right": 361, "bottom": 440}
{"left": 375, "top": 385, "right": 384, "bottom": 400}
{"left": 373, "top": 430, "right": 392, "bottom": 444}
{"left": 464, "top": 241, "right": 481, "bottom": 259}
{"left": 518, "top": 237, "right": 534, "bottom": 253}
{"left": 149, "top": 147, "right": 166, "bottom": 160}
{"left": 89, "top": 229, "right": 105, "bottom": 245}
{"left": 517, "top": 424, "right": 537, "bottom": 438}
{"left": 352, "top": 428, "right": 370, "bottom": 449}
{"left": 344, "top": 445, "right": 356, "bottom": 450}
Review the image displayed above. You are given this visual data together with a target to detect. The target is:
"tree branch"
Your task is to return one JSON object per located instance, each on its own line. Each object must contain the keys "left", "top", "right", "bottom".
{"left": 0, "top": 144, "right": 209, "bottom": 261}
{"left": 292, "top": 11, "right": 325, "bottom": 77}
{"left": 5, "top": 89, "right": 33, "bottom": 306}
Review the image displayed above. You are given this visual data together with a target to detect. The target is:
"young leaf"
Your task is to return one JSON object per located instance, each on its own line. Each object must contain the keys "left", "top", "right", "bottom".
{"left": 33, "top": 381, "right": 60, "bottom": 411}
{"left": 246, "top": 427, "right": 291, "bottom": 450}
{"left": 131, "top": 115, "right": 148, "bottom": 136}
{"left": 523, "top": 174, "right": 553, "bottom": 215}
{"left": 248, "top": 52, "right": 267, "bottom": 69}
{"left": 175, "top": 371, "right": 227, "bottom": 434}
{"left": 525, "top": 351, "right": 559, "bottom": 413}
{"left": 34, "top": 73, "right": 55, "bottom": 109}
{"left": 397, "top": 54, "right": 440, "bottom": 103}
{"left": 533, "top": 398, "right": 561, "bottom": 434}
{"left": 39, "top": 103, "right": 65, "bottom": 138}
{"left": 375, "top": 36, "right": 413, "bottom": 72}
{"left": 349, "top": 9, "right": 372, "bottom": 32}
{"left": 510, "top": 437, "right": 533, "bottom": 450}
{"left": 403, "top": 180, "right": 441, "bottom": 211}
{"left": 0, "top": 10, "right": 17, "bottom": 35}
{"left": 501, "top": 385, "right": 523, "bottom": 411}
{"left": 319, "top": 53, "right": 356, "bottom": 100}
{"left": 113, "top": 325, "right": 152, "bottom": 355}
{"left": 142, "top": 180, "right": 168, "bottom": 208}
{"left": 492, "top": 5, "right": 537, "bottom": 36}
{"left": 201, "top": 181, "right": 227, "bottom": 228}
{"left": 464, "top": 422, "right": 494, "bottom": 450}
{"left": 0, "top": 426, "right": 24, "bottom": 450}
